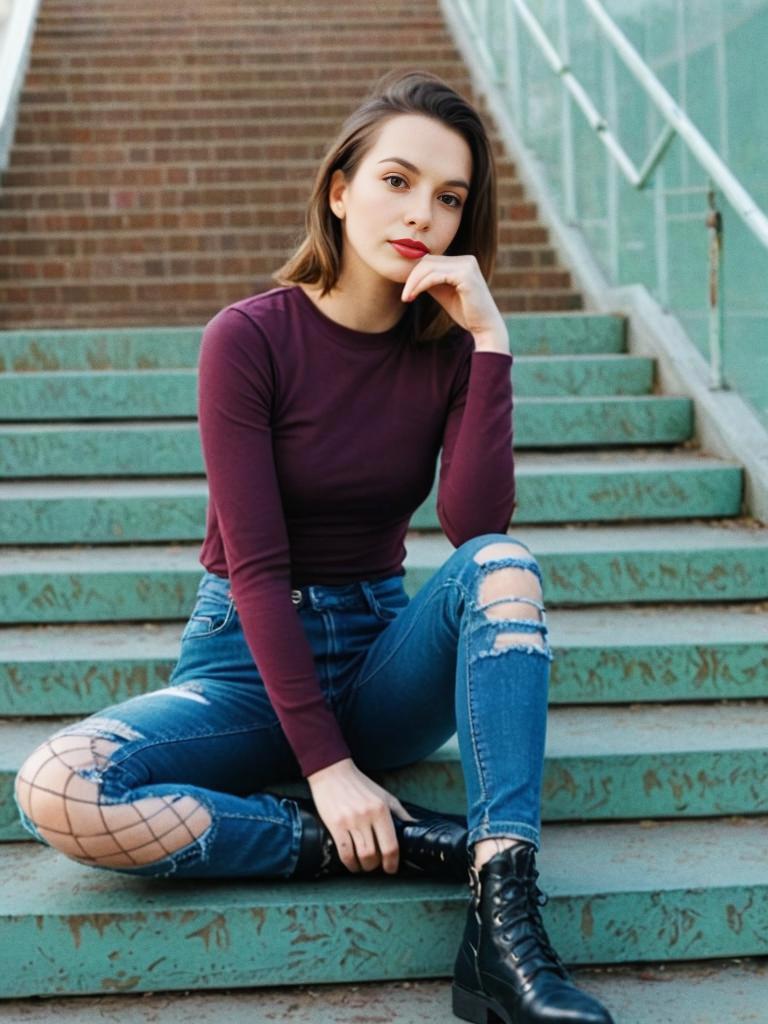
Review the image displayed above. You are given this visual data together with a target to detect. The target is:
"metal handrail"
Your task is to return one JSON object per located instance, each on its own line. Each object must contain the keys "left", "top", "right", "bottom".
{"left": 450, "top": 0, "right": 768, "bottom": 389}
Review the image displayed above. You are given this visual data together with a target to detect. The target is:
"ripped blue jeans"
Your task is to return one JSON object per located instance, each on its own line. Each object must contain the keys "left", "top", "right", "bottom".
{"left": 14, "top": 533, "right": 553, "bottom": 880}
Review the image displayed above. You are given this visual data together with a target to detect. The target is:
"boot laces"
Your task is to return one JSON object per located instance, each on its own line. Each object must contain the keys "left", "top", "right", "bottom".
{"left": 496, "top": 867, "right": 570, "bottom": 981}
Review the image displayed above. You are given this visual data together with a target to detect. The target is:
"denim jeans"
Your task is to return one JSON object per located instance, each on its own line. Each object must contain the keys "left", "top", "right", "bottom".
{"left": 15, "top": 532, "right": 553, "bottom": 880}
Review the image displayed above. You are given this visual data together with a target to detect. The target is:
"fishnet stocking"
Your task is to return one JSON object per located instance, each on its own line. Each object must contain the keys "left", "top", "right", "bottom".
{"left": 14, "top": 733, "right": 211, "bottom": 868}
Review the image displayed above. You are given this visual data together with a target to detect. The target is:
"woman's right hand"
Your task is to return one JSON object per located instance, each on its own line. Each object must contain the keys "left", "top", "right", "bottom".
{"left": 306, "top": 757, "right": 417, "bottom": 874}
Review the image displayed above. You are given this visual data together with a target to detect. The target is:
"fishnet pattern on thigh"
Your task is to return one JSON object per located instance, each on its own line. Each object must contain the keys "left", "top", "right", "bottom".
{"left": 15, "top": 733, "right": 211, "bottom": 868}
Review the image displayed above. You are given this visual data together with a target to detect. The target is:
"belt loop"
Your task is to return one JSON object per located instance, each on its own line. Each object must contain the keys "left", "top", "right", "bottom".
{"left": 359, "top": 580, "right": 377, "bottom": 615}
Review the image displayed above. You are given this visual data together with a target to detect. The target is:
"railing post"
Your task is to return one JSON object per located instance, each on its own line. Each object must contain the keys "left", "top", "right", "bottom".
{"left": 707, "top": 183, "right": 725, "bottom": 390}
{"left": 653, "top": 161, "right": 670, "bottom": 310}
{"left": 602, "top": 34, "right": 620, "bottom": 283}
{"left": 557, "top": 0, "right": 577, "bottom": 223}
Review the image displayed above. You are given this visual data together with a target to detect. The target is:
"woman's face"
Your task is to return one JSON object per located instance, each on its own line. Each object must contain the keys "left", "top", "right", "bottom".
{"left": 328, "top": 113, "right": 473, "bottom": 286}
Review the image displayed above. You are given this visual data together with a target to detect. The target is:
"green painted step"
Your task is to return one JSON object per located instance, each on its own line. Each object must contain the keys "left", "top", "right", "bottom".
{"left": 0, "top": 451, "right": 743, "bottom": 543}
{"left": 0, "top": 960, "right": 763, "bottom": 1024}
{"left": 0, "top": 357, "right": 654, "bottom": 420}
{"left": 0, "top": 398, "right": 694, "bottom": 477}
{"left": 1, "top": 604, "right": 766, "bottom": 717}
{"left": 4, "top": 703, "right": 768, "bottom": 840}
{"left": 407, "top": 522, "right": 768, "bottom": 604}
{"left": 548, "top": 604, "right": 768, "bottom": 703}
{"left": 1, "top": 816, "right": 767, "bottom": 996}
{"left": 0, "top": 523, "right": 765, "bottom": 624}
{"left": 0, "top": 314, "right": 626, "bottom": 371}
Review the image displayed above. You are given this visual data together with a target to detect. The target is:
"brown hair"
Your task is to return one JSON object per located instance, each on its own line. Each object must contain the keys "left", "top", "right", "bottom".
{"left": 272, "top": 68, "right": 498, "bottom": 344}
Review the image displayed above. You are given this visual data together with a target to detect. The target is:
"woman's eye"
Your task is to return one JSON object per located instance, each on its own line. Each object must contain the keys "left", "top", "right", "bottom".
{"left": 384, "top": 175, "right": 462, "bottom": 209}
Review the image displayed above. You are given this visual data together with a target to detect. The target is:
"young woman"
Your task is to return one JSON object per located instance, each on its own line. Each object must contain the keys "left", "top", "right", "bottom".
{"left": 14, "top": 70, "right": 613, "bottom": 1024}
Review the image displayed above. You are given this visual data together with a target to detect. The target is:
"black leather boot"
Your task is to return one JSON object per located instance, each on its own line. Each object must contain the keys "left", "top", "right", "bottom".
{"left": 452, "top": 842, "right": 614, "bottom": 1024}
{"left": 290, "top": 796, "right": 470, "bottom": 882}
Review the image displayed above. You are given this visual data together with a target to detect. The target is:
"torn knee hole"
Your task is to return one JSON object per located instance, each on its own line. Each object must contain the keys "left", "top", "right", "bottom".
{"left": 493, "top": 631, "right": 545, "bottom": 651}
{"left": 66, "top": 795, "right": 213, "bottom": 868}
{"left": 482, "top": 598, "right": 542, "bottom": 621}
{"left": 15, "top": 733, "right": 122, "bottom": 819}
{"left": 16, "top": 732, "right": 213, "bottom": 868}
{"left": 473, "top": 542, "right": 532, "bottom": 563}
{"left": 475, "top": 552, "right": 543, "bottom": 615}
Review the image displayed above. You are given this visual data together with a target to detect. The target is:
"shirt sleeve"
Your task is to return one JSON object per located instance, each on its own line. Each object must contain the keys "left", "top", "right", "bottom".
{"left": 436, "top": 339, "right": 516, "bottom": 545}
{"left": 197, "top": 306, "right": 352, "bottom": 778}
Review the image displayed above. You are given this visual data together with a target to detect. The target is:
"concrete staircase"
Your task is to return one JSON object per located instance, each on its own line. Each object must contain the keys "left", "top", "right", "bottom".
{"left": 2, "top": 0, "right": 768, "bottom": 1017}
{"left": 0, "top": 0, "right": 579, "bottom": 329}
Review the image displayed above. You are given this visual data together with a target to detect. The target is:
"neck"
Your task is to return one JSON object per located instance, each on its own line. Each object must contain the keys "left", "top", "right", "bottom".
{"left": 301, "top": 266, "right": 406, "bottom": 334}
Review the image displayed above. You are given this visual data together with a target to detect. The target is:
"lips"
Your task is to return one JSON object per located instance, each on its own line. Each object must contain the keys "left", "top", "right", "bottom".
{"left": 393, "top": 238, "right": 430, "bottom": 254}
{"left": 390, "top": 239, "right": 429, "bottom": 259}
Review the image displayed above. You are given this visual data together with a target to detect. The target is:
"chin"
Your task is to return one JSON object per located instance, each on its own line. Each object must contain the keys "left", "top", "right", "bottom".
{"left": 372, "top": 263, "right": 409, "bottom": 285}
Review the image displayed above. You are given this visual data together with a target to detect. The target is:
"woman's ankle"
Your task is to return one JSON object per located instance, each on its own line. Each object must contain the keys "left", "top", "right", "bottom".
{"left": 473, "top": 835, "right": 533, "bottom": 871}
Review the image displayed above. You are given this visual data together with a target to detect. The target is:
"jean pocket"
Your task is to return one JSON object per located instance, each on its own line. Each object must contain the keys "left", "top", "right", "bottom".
{"left": 369, "top": 591, "right": 409, "bottom": 623}
{"left": 181, "top": 593, "right": 237, "bottom": 641}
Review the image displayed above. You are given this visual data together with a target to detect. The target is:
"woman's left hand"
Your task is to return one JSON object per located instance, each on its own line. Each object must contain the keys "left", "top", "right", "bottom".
{"left": 400, "top": 253, "right": 506, "bottom": 340}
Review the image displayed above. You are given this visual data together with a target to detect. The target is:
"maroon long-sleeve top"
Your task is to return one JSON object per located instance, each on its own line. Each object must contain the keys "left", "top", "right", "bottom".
{"left": 197, "top": 284, "right": 515, "bottom": 777}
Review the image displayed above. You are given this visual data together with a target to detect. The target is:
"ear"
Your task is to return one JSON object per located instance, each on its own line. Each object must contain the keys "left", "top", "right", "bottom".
{"left": 328, "top": 169, "right": 347, "bottom": 219}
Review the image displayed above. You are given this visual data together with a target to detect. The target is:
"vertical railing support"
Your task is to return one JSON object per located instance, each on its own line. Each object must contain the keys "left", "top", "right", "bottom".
{"left": 603, "top": 35, "right": 619, "bottom": 283}
{"left": 706, "top": 184, "right": 725, "bottom": 390}
{"left": 557, "top": 0, "right": 576, "bottom": 223}
{"left": 653, "top": 162, "right": 670, "bottom": 310}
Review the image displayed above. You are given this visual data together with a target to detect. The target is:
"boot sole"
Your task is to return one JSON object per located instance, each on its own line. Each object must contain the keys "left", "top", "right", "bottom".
{"left": 452, "top": 982, "right": 513, "bottom": 1024}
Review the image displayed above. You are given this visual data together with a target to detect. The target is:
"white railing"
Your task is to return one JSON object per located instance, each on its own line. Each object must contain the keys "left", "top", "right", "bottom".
{"left": 445, "top": 0, "right": 768, "bottom": 390}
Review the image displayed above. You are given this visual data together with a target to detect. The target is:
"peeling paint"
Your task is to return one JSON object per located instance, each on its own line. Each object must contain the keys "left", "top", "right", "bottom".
{"left": 186, "top": 914, "right": 230, "bottom": 952}
{"left": 581, "top": 901, "right": 594, "bottom": 938}
{"left": 643, "top": 770, "right": 662, "bottom": 795}
{"left": 250, "top": 907, "right": 267, "bottom": 934}
{"left": 726, "top": 895, "right": 754, "bottom": 934}
{"left": 67, "top": 913, "right": 147, "bottom": 949}
{"left": 101, "top": 975, "right": 141, "bottom": 991}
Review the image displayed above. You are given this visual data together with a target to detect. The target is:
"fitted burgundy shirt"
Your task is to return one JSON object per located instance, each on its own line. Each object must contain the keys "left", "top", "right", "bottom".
{"left": 197, "top": 284, "right": 515, "bottom": 777}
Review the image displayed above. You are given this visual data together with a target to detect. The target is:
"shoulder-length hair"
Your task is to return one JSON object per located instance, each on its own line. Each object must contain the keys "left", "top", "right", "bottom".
{"left": 272, "top": 68, "right": 498, "bottom": 345}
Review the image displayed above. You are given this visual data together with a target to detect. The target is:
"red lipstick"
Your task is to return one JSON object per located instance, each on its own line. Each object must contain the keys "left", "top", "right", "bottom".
{"left": 390, "top": 238, "right": 430, "bottom": 259}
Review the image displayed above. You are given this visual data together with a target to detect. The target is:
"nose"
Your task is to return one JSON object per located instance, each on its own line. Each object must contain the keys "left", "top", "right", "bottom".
{"left": 405, "top": 188, "right": 432, "bottom": 230}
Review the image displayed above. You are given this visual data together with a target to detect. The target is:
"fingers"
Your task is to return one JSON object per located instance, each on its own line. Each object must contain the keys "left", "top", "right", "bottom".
{"left": 352, "top": 805, "right": 400, "bottom": 874}
{"left": 402, "top": 253, "right": 475, "bottom": 302}
{"left": 402, "top": 268, "right": 456, "bottom": 302}
{"left": 333, "top": 829, "right": 360, "bottom": 873}
{"left": 306, "top": 762, "right": 411, "bottom": 875}
{"left": 373, "top": 814, "right": 400, "bottom": 875}
{"left": 331, "top": 806, "right": 401, "bottom": 875}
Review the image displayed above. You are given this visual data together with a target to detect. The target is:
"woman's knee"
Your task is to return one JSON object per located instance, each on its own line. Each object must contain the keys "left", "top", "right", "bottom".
{"left": 463, "top": 535, "right": 547, "bottom": 652}
{"left": 15, "top": 731, "right": 121, "bottom": 833}
{"left": 15, "top": 732, "right": 212, "bottom": 869}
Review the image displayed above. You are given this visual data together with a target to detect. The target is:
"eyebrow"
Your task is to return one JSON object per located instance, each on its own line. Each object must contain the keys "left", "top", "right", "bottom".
{"left": 376, "top": 156, "right": 470, "bottom": 191}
